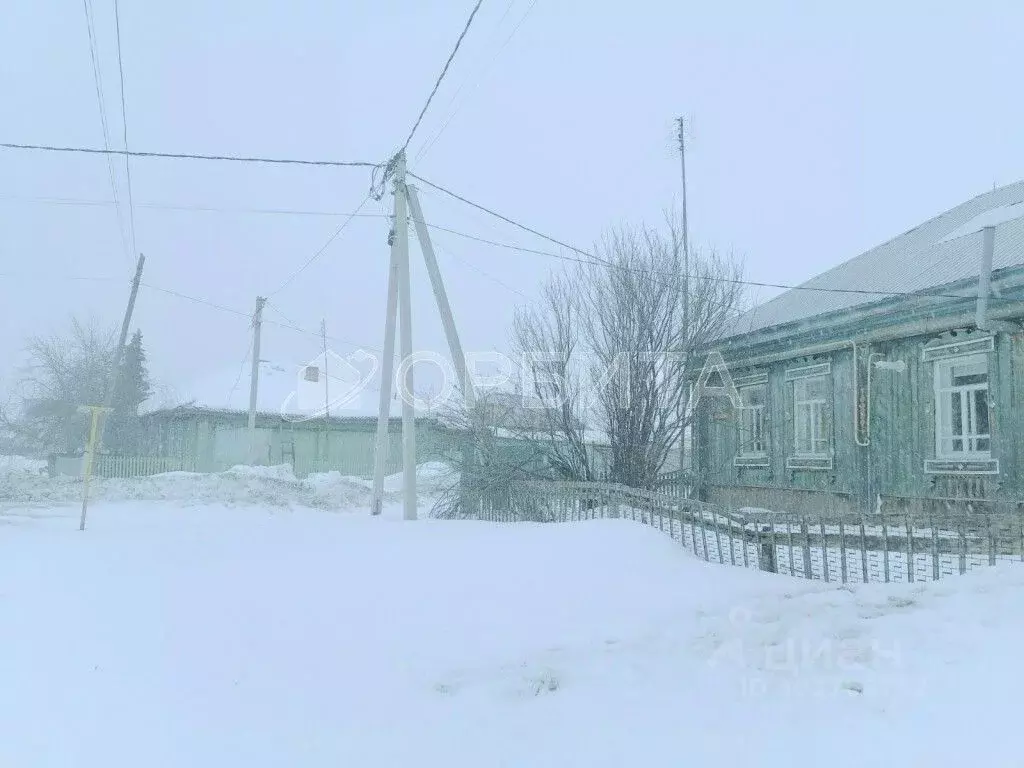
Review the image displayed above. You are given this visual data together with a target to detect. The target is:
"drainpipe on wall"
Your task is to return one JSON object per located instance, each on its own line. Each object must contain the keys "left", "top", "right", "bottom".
{"left": 976, "top": 225, "right": 996, "bottom": 331}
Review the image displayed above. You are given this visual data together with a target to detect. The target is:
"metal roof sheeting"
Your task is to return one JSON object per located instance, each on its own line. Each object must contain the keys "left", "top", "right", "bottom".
{"left": 725, "top": 181, "right": 1024, "bottom": 338}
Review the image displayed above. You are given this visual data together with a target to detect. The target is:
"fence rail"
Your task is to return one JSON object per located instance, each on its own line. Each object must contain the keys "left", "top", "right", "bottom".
{"left": 91, "top": 455, "right": 199, "bottom": 479}
{"left": 466, "top": 480, "right": 1024, "bottom": 584}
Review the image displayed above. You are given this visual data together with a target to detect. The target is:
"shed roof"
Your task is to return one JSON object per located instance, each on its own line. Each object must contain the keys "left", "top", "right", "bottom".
{"left": 725, "top": 181, "right": 1024, "bottom": 339}
{"left": 142, "top": 360, "right": 432, "bottom": 420}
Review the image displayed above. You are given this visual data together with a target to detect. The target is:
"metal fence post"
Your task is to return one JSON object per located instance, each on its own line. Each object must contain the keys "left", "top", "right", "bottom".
{"left": 801, "top": 517, "right": 812, "bottom": 580}
{"left": 838, "top": 518, "right": 848, "bottom": 584}
{"left": 859, "top": 515, "right": 869, "bottom": 584}
{"left": 759, "top": 524, "right": 777, "bottom": 573}
{"left": 905, "top": 511, "right": 915, "bottom": 584}
{"left": 820, "top": 519, "right": 830, "bottom": 583}
{"left": 881, "top": 514, "right": 891, "bottom": 583}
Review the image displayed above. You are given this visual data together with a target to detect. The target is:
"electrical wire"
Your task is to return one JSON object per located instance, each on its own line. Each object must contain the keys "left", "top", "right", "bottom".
{"left": 0, "top": 142, "right": 376, "bottom": 168}
{"left": 268, "top": 194, "right": 372, "bottom": 296}
{"left": 409, "top": 172, "right": 1019, "bottom": 303}
{"left": 401, "top": 0, "right": 486, "bottom": 151}
{"left": 412, "top": 0, "right": 518, "bottom": 164}
{"left": 82, "top": 0, "right": 130, "bottom": 263}
{"left": 225, "top": 339, "right": 253, "bottom": 409}
{"left": 417, "top": 229, "right": 530, "bottom": 299}
{"left": 414, "top": 0, "right": 538, "bottom": 164}
{"left": 0, "top": 193, "right": 391, "bottom": 218}
{"left": 137, "top": 282, "right": 382, "bottom": 352}
{"left": 112, "top": 0, "right": 137, "bottom": 257}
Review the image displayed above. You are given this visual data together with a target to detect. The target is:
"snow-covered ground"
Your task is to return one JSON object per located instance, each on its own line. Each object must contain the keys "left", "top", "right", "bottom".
{"left": 0, "top": 460, "right": 458, "bottom": 511}
{"left": 1, "top": 485, "right": 1022, "bottom": 766}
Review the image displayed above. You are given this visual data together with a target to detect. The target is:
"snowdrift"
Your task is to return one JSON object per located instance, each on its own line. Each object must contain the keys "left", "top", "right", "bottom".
{"left": 0, "top": 460, "right": 459, "bottom": 510}
{"left": 2, "top": 500, "right": 1022, "bottom": 767}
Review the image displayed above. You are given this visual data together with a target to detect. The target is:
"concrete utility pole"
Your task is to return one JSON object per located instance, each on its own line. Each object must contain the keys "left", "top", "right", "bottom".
{"left": 370, "top": 208, "right": 402, "bottom": 517}
{"left": 677, "top": 117, "right": 692, "bottom": 477}
{"left": 393, "top": 154, "right": 418, "bottom": 522}
{"left": 407, "top": 184, "right": 476, "bottom": 409}
{"left": 371, "top": 152, "right": 413, "bottom": 518}
{"left": 369, "top": 151, "right": 477, "bottom": 520}
{"left": 247, "top": 296, "right": 266, "bottom": 464}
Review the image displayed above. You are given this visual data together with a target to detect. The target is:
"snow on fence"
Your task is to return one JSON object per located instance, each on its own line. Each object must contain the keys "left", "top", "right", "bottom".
{"left": 91, "top": 455, "right": 198, "bottom": 478}
{"left": 471, "top": 480, "right": 1024, "bottom": 584}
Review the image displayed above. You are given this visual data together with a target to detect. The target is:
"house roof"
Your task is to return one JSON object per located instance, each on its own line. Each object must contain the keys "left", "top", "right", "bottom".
{"left": 725, "top": 181, "right": 1024, "bottom": 339}
{"left": 142, "top": 360, "right": 432, "bottom": 420}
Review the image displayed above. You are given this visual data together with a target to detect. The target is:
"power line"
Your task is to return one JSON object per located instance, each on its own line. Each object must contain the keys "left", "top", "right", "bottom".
{"left": 138, "top": 282, "right": 382, "bottom": 353}
{"left": 0, "top": 193, "right": 391, "bottom": 218}
{"left": 427, "top": 233, "right": 531, "bottom": 299}
{"left": 0, "top": 272, "right": 121, "bottom": 283}
{"left": 112, "top": 0, "right": 137, "bottom": 256}
{"left": 263, "top": 299, "right": 299, "bottom": 328}
{"left": 401, "top": 0, "right": 486, "bottom": 151}
{"left": 225, "top": 336, "right": 253, "bottom": 409}
{"left": 139, "top": 282, "right": 252, "bottom": 318}
{"left": 82, "top": 0, "right": 130, "bottom": 263}
{"left": 0, "top": 142, "right": 376, "bottom": 168}
{"left": 414, "top": 0, "right": 538, "bottom": 164}
{"left": 408, "top": 172, "right": 1017, "bottom": 303}
{"left": 268, "top": 194, "right": 372, "bottom": 296}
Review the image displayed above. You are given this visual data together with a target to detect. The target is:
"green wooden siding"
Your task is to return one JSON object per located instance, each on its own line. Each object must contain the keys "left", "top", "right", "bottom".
{"left": 695, "top": 330, "right": 1024, "bottom": 514}
{"left": 140, "top": 410, "right": 464, "bottom": 478}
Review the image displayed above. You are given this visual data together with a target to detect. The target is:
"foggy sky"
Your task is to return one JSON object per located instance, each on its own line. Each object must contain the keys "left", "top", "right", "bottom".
{"left": 2, "top": 0, "right": 1022, "bottom": 404}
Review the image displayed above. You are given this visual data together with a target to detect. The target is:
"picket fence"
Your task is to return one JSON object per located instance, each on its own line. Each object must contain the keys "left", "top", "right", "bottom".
{"left": 472, "top": 480, "right": 1024, "bottom": 584}
{"left": 90, "top": 455, "right": 198, "bottom": 478}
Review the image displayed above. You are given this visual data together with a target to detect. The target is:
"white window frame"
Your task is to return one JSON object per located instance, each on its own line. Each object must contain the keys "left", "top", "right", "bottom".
{"left": 933, "top": 354, "right": 991, "bottom": 460}
{"left": 792, "top": 375, "right": 831, "bottom": 457}
{"left": 737, "top": 383, "right": 767, "bottom": 457}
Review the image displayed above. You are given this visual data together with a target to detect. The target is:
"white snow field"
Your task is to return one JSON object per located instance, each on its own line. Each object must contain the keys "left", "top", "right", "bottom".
{"left": 2, "top": 479, "right": 1023, "bottom": 766}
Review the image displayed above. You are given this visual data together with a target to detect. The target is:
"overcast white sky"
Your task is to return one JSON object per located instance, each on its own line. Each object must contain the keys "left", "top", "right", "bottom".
{"left": 2, "top": 0, "right": 1022, "bottom": 405}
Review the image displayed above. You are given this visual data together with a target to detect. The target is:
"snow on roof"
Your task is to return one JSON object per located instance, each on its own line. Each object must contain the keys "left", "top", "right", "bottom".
{"left": 143, "top": 357, "right": 430, "bottom": 420}
{"left": 725, "top": 181, "right": 1024, "bottom": 338}
{"left": 937, "top": 202, "right": 1024, "bottom": 244}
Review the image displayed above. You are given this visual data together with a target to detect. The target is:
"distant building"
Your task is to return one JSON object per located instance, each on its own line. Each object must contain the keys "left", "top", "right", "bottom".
{"left": 138, "top": 360, "right": 458, "bottom": 477}
{"left": 690, "top": 182, "right": 1024, "bottom": 515}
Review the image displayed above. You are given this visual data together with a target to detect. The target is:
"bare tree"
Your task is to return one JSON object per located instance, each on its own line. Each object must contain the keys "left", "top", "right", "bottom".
{"left": 512, "top": 274, "right": 597, "bottom": 482}
{"left": 434, "top": 209, "right": 746, "bottom": 518}
{"left": 510, "top": 211, "right": 745, "bottom": 490}
{"left": 8, "top": 318, "right": 117, "bottom": 453}
{"left": 431, "top": 386, "right": 560, "bottom": 520}
{"left": 581, "top": 217, "right": 745, "bottom": 488}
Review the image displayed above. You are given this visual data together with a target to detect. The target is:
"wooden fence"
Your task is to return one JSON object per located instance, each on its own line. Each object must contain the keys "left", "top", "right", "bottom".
{"left": 469, "top": 480, "right": 1024, "bottom": 584}
{"left": 91, "top": 455, "right": 198, "bottom": 479}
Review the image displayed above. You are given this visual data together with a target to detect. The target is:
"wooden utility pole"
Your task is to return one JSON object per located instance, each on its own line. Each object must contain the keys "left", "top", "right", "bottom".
{"left": 97, "top": 253, "right": 146, "bottom": 446}
{"left": 247, "top": 296, "right": 266, "bottom": 464}
{"left": 677, "top": 117, "right": 691, "bottom": 477}
{"left": 81, "top": 251, "right": 145, "bottom": 531}
{"left": 320, "top": 319, "right": 330, "bottom": 419}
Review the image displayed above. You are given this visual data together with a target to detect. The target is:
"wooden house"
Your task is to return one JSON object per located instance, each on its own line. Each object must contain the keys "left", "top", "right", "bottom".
{"left": 137, "top": 359, "right": 460, "bottom": 478}
{"left": 690, "top": 182, "right": 1024, "bottom": 515}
